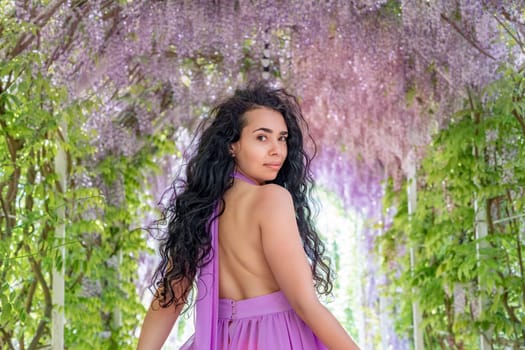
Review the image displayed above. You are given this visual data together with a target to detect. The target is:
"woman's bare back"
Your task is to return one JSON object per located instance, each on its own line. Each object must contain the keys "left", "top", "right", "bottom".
{"left": 218, "top": 180, "right": 280, "bottom": 300}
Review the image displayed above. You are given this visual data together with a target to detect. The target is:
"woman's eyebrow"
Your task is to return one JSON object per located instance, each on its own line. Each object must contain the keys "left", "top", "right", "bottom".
{"left": 252, "top": 127, "right": 288, "bottom": 135}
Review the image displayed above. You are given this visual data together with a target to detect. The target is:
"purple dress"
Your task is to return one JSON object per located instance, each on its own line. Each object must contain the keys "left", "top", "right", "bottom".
{"left": 216, "top": 291, "right": 327, "bottom": 349}
{"left": 180, "top": 176, "right": 327, "bottom": 349}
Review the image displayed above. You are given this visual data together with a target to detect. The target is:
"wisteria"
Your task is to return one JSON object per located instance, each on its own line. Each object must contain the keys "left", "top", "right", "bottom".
{"left": 3, "top": 0, "right": 525, "bottom": 348}
{"left": 36, "top": 1, "right": 516, "bottom": 182}
{"left": 50, "top": 1, "right": 523, "bottom": 347}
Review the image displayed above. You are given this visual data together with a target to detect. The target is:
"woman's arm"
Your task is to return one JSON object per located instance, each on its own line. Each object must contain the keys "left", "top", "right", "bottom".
{"left": 137, "top": 281, "right": 188, "bottom": 350}
{"left": 257, "top": 184, "right": 361, "bottom": 350}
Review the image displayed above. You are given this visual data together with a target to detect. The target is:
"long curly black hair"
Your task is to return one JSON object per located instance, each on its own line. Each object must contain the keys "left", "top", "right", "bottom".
{"left": 152, "top": 82, "right": 333, "bottom": 309}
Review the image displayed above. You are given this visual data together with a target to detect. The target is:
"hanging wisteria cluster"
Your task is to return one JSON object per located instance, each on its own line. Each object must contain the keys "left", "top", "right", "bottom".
{"left": 6, "top": 0, "right": 525, "bottom": 347}
{"left": 32, "top": 0, "right": 519, "bottom": 194}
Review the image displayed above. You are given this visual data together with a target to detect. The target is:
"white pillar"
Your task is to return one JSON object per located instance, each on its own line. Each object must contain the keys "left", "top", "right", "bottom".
{"left": 52, "top": 119, "right": 67, "bottom": 350}
{"left": 407, "top": 151, "right": 424, "bottom": 350}
{"left": 113, "top": 250, "right": 123, "bottom": 329}
{"left": 474, "top": 199, "right": 490, "bottom": 350}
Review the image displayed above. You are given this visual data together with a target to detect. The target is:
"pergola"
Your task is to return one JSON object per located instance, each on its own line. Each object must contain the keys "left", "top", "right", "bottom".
{"left": 1, "top": 1, "right": 524, "bottom": 349}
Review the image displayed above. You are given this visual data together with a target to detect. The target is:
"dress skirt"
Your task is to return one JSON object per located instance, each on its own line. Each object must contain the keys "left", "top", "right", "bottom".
{"left": 217, "top": 291, "right": 326, "bottom": 349}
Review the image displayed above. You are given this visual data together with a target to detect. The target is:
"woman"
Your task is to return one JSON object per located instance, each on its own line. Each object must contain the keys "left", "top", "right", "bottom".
{"left": 138, "top": 83, "right": 360, "bottom": 349}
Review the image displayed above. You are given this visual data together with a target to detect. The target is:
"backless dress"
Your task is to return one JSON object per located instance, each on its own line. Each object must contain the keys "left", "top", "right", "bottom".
{"left": 180, "top": 173, "right": 327, "bottom": 350}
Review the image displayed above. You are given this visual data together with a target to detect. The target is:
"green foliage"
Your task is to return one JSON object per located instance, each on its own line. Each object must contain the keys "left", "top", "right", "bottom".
{"left": 0, "top": 7, "right": 171, "bottom": 349}
{"left": 378, "top": 66, "right": 525, "bottom": 349}
{"left": 378, "top": 0, "right": 402, "bottom": 19}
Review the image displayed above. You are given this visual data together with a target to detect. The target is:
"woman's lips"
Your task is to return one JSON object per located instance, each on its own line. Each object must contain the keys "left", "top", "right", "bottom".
{"left": 264, "top": 163, "right": 282, "bottom": 170}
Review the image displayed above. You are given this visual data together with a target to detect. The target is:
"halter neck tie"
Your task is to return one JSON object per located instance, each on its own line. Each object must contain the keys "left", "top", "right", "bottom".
{"left": 232, "top": 170, "right": 258, "bottom": 185}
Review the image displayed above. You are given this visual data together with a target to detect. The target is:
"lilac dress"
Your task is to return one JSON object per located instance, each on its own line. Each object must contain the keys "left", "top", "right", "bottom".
{"left": 180, "top": 174, "right": 327, "bottom": 350}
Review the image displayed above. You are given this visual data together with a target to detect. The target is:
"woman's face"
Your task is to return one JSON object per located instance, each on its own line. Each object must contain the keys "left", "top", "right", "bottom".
{"left": 230, "top": 107, "right": 288, "bottom": 185}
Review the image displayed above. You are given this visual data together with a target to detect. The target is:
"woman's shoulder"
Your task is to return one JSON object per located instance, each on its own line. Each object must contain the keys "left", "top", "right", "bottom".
{"left": 252, "top": 184, "right": 294, "bottom": 213}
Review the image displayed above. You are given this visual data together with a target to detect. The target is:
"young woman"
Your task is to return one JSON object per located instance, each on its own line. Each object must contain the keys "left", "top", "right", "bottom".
{"left": 137, "top": 83, "right": 360, "bottom": 350}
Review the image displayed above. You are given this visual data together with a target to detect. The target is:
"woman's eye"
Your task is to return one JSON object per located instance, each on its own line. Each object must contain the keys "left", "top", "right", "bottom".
{"left": 257, "top": 135, "right": 267, "bottom": 141}
{"left": 279, "top": 136, "right": 288, "bottom": 142}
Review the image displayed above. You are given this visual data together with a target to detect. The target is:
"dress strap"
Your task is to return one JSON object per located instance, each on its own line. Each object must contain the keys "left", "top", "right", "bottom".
{"left": 193, "top": 204, "right": 219, "bottom": 349}
{"left": 191, "top": 171, "right": 255, "bottom": 348}
{"left": 232, "top": 170, "right": 258, "bottom": 185}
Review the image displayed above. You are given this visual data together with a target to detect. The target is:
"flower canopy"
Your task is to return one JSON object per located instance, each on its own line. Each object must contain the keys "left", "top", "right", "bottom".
{"left": 1, "top": 1, "right": 524, "bottom": 348}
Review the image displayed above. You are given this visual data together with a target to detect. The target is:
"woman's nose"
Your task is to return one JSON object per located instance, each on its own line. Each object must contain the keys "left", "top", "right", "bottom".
{"left": 269, "top": 139, "right": 284, "bottom": 155}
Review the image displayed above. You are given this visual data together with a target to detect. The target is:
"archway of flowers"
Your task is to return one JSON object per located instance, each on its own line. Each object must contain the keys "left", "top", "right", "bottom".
{"left": 1, "top": 1, "right": 524, "bottom": 349}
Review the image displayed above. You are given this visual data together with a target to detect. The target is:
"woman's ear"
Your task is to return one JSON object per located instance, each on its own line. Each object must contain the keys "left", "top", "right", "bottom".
{"left": 230, "top": 142, "right": 239, "bottom": 157}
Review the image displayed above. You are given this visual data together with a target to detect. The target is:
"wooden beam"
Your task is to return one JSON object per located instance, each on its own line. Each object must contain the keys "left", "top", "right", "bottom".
{"left": 52, "top": 119, "right": 67, "bottom": 350}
